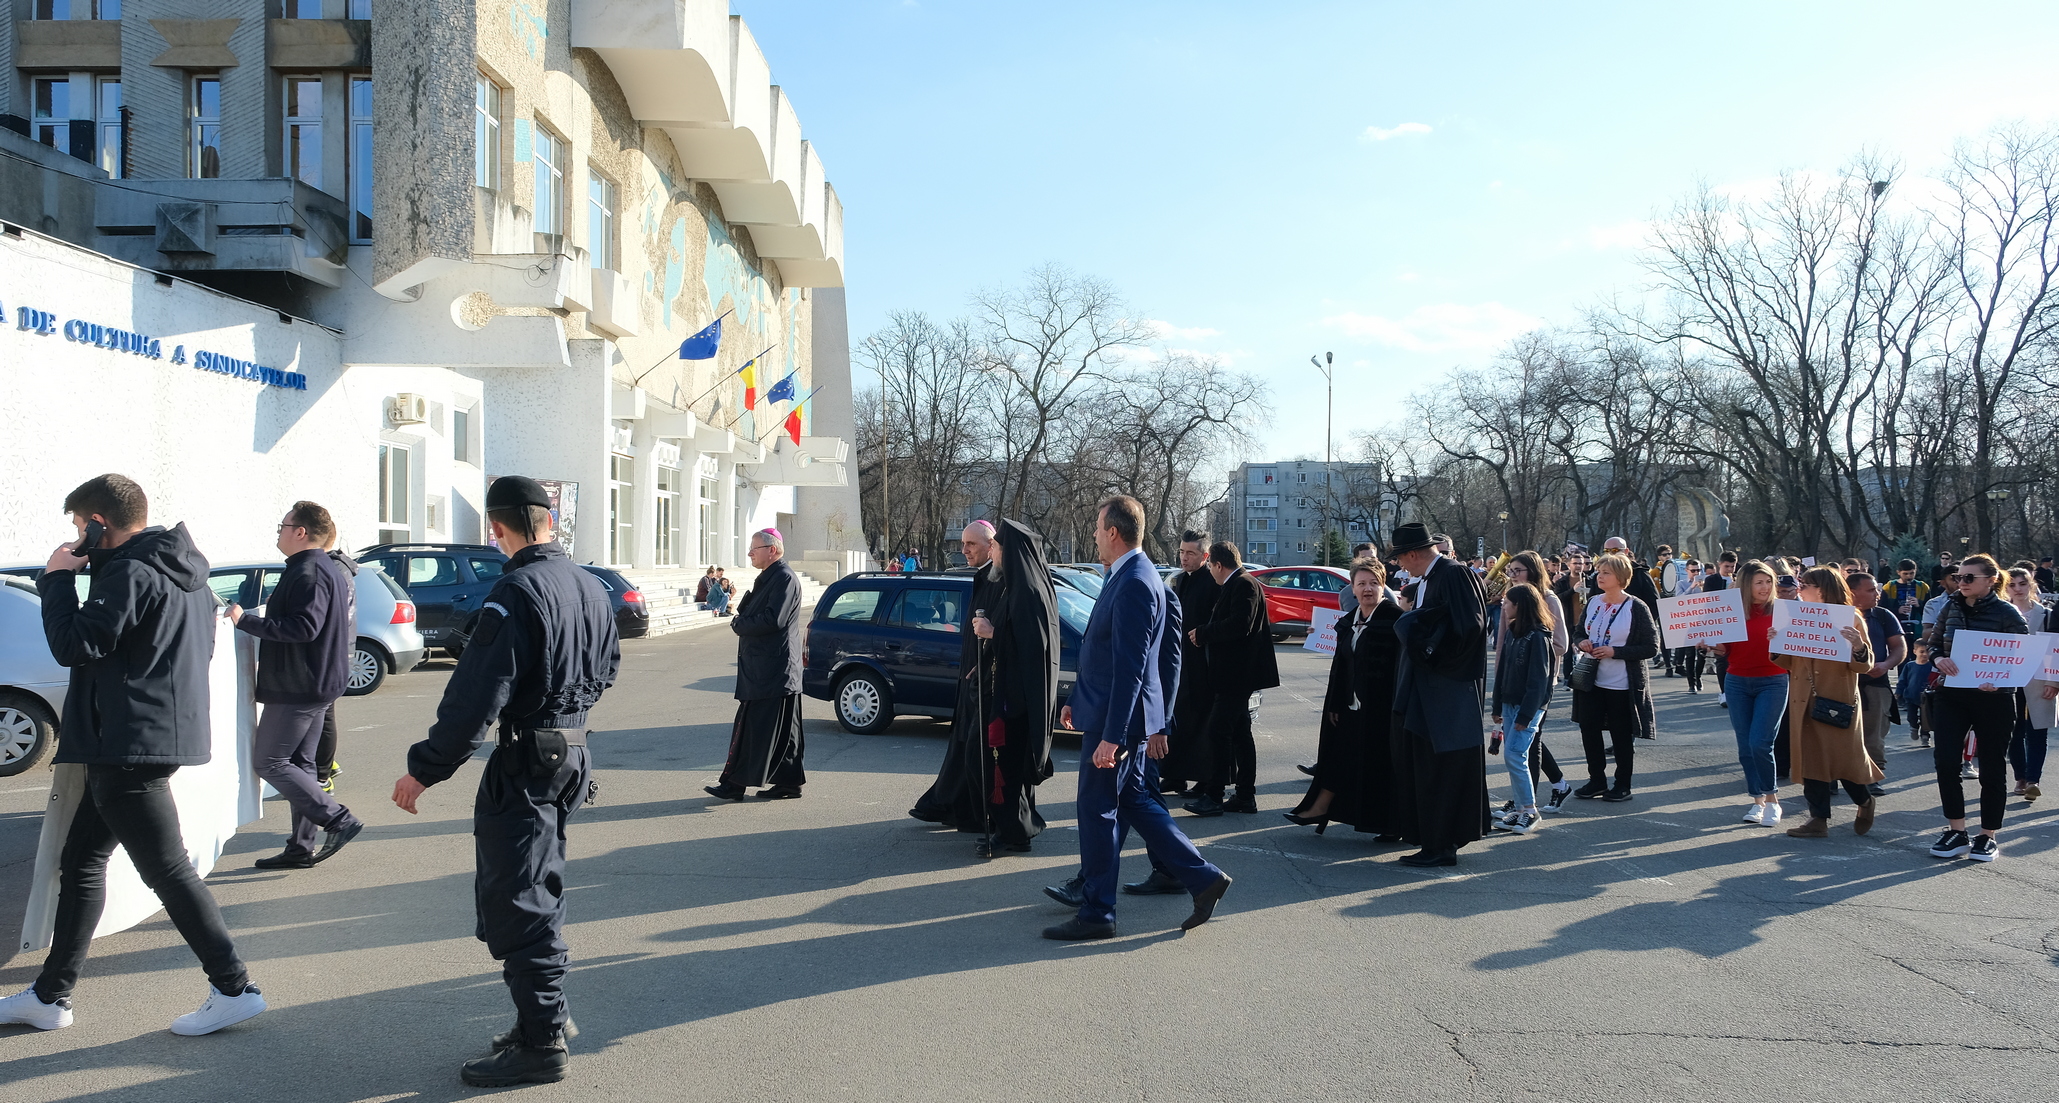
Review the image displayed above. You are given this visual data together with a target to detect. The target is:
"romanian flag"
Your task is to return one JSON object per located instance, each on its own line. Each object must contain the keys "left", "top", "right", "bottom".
{"left": 785, "top": 408, "right": 802, "bottom": 445}
{"left": 741, "top": 359, "right": 757, "bottom": 410}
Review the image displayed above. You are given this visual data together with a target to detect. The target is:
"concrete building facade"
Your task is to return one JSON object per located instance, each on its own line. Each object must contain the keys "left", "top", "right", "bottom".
{"left": 0, "top": 1, "right": 864, "bottom": 598}
{"left": 1221, "top": 460, "right": 1386, "bottom": 567}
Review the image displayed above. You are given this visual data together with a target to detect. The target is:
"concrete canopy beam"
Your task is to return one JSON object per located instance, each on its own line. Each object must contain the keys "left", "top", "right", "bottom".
{"left": 573, "top": 0, "right": 734, "bottom": 125}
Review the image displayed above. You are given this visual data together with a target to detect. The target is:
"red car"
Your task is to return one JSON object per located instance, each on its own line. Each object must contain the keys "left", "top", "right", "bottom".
{"left": 1248, "top": 566, "right": 1350, "bottom": 638}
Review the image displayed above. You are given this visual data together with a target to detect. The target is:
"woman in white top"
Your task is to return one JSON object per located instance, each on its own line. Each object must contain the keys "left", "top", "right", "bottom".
{"left": 2005, "top": 567, "right": 2052, "bottom": 801}
{"left": 1570, "top": 553, "right": 1660, "bottom": 801}
{"left": 1494, "top": 551, "right": 1574, "bottom": 812}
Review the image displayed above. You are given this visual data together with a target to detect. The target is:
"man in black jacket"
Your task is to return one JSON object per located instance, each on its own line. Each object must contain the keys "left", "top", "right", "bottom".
{"left": 391, "top": 475, "right": 620, "bottom": 1086}
{"left": 1389, "top": 521, "right": 1490, "bottom": 867}
{"left": 0, "top": 475, "right": 265, "bottom": 1037}
{"left": 1160, "top": 530, "right": 1220, "bottom": 795}
{"left": 1184, "top": 541, "right": 1280, "bottom": 816}
{"left": 228, "top": 501, "right": 363, "bottom": 870}
{"left": 706, "top": 528, "right": 807, "bottom": 801}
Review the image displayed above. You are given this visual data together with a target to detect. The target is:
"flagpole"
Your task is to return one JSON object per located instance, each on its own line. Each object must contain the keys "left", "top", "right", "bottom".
{"left": 628, "top": 307, "right": 734, "bottom": 387}
{"left": 740, "top": 385, "right": 825, "bottom": 443}
{"left": 677, "top": 343, "right": 776, "bottom": 416}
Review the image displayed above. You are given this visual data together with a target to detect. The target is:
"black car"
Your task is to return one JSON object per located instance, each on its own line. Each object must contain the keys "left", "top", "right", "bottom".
{"left": 357, "top": 543, "right": 508, "bottom": 657}
{"left": 803, "top": 571, "right": 1092, "bottom": 734}
{"left": 579, "top": 565, "right": 650, "bottom": 640}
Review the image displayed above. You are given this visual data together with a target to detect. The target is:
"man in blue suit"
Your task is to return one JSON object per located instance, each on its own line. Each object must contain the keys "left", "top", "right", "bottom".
{"left": 1046, "top": 496, "right": 1232, "bottom": 940}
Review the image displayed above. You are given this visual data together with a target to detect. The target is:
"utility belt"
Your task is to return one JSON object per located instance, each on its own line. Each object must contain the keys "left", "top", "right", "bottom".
{"left": 498, "top": 726, "right": 588, "bottom": 778}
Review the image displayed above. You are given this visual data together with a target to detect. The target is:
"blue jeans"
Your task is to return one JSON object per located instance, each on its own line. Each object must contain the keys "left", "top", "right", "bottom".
{"left": 1499, "top": 704, "right": 1541, "bottom": 807}
{"left": 2010, "top": 710, "right": 2047, "bottom": 785}
{"left": 1726, "top": 673, "right": 1788, "bottom": 796}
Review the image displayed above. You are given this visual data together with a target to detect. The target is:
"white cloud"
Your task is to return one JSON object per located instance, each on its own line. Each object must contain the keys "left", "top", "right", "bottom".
{"left": 1145, "top": 318, "right": 1222, "bottom": 341}
{"left": 1322, "top": 302, "right": 1544, "bottom": 353}
{"left": 1361, "top": 122, "right": 1432, "bottom": 142}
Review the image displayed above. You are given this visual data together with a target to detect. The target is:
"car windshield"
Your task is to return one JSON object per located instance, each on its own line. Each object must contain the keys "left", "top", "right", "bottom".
{"left": 1055, "top": 586, "right": 1093, "bottom": 634}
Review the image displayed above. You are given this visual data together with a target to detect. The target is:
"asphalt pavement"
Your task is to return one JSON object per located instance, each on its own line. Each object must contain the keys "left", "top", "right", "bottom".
{"left": 2, "top": 627, "right": 2056, "bottom": 1102}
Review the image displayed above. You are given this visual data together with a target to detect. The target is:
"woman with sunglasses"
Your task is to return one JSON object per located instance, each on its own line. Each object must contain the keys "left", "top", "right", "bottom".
{"left": 1771, "top": 567, "right": 1880, "bottom": 837}
{"left": 2002, "top": 567, "right": 2051, "bottom": 802}
{"left": 1710, "top": 561, "right": 1787, "bottom": 825}
{"left": 1924, "top": 554, "right": 2030, "bottom": 862}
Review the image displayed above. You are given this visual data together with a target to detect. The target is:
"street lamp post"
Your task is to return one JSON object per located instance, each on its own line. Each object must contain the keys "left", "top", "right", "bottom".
{"left": 1309, "top": 352, "right": 1335, "bottom": 564}
{"left": 1498, "top": 511, "right": 1509, "bottom": 553}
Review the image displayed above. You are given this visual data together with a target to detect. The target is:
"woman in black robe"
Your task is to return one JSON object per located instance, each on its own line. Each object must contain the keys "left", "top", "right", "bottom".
{"left": 969, "top": 520, "right": 1059, "bottom": 858}
{"left": 1284, "top": 556, "right": 1404, "bottom": 839}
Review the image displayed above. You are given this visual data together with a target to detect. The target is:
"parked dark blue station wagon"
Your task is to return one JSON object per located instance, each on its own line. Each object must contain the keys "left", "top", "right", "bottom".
{"left": 803, "top": 571, "right": 1093, "bottom": 734}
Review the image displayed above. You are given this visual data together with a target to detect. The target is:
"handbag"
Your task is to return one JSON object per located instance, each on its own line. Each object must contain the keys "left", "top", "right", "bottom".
{"left": 1807, "top": 665, "right": 1855, "bottom": 729}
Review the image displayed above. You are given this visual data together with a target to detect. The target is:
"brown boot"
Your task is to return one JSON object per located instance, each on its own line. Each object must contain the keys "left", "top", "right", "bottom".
{"left": 1854, "top": 798, "right": 1876, "bottom": 835}
{"left": 1786, "top": 816, "right": 1829, "bottom": 838}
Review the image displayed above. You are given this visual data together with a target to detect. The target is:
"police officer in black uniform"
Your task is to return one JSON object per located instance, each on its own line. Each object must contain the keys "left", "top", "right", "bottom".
{"left": 390, "top": 475, "right": 619, "bottom": 1088}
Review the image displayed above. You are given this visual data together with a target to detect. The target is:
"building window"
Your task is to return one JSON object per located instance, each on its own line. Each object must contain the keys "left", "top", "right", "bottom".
{"left": 96, "top": 78, "right": 122, "bottom": 178}
{"left": 654, "top": 463, "right": 680, "bottom": 567}
{"left": 31, "top": 78, "right": 70, "bottom": 155}
{"left": 284, "top": 77, "right": 322, "bottom": 187}
{"left": 349, "top": 76, "right": 373, "bottom": 242}
{"left": 35, "top": 1, "right": 122, "bottom": 16}
{"left": 348, "top": 0, "right": 372, "bottom": 16}
{"left": 699, "top": 471, "right": 719, "bottom": 564}
{"left": 532, "top": 122, "right": 563, "bottom": 236}
{"left": 451, "top": 405, "right": 472, "bottom": 464}
{"left": 285, "top": 0, "right": 322, "bottom": 15}
{"left": 474, "top": 76, "right": 500, "bottom": 190}
{"left": 190, "top": 77, "right": 222, "bottom": 179}
{"left": 378, "top": 443, "right": 411, "bottom": 533}
{"left": 587, "top": 170, "right": 617, "bottom": 271}
{"left": 607, "top": 454, "right": 633, "bottom": 566}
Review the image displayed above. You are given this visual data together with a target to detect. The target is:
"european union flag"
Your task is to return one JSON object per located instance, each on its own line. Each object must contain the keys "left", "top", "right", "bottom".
{"left": 766, "top": 372, "right": 796, "bottom": 404}
{"left": 678, "top": 316, "right": 722, "bottom": 360}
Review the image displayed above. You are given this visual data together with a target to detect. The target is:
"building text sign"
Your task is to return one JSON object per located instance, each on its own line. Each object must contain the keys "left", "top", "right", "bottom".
{"left": 7, "top": 300, "right": 306, "bottom": 391}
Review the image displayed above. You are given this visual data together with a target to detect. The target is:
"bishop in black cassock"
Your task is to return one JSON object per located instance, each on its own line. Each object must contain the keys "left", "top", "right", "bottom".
{"left": 909, "top": 522, "right": 1002, "bottom": 829}
{"left": 969, "top": 520, "right": 1060, "bottom": 858}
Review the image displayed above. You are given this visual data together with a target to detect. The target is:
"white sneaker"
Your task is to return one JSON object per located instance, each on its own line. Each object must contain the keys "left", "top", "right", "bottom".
{"left": 169, "top": 985, "right": 266, "bottom": 1036}
{"left": 1761, "top": 803, "right": 1783, "bottom": 827}
{"left": 1741, "top": 803, "right": 1766, "bottom": 825}
{"left": 0, "top": 985, "right": 73, "bottom": 1030}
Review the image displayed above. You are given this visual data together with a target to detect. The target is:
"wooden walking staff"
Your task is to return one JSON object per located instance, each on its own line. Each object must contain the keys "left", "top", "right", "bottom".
{"left": 975, "top": 611, "right": 996, "bottom": 856}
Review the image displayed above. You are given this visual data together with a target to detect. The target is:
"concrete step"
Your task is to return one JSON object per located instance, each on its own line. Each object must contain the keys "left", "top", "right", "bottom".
{"left": 616, "top": 566, "right": 827, "bottom": 638}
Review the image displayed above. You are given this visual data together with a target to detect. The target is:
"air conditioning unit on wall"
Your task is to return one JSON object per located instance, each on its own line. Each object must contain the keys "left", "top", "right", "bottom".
{"left": 388, "top": 394, "right": 429, "bottom": 425}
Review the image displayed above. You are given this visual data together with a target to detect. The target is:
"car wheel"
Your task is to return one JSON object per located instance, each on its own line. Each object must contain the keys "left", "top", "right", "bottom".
{"left": 0, "top": 693, "right": 56, "bottom": 777}
{"left": 345, "top": 640, "right": 388, "bottom": 696}
{"left": 833, "top": 669, "right": 893, "bottom": 735}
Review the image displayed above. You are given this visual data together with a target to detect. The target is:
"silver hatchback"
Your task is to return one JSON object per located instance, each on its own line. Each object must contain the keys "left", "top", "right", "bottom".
{"left": 207, "top": 560, "right": 426, "bottom": 696}
{"left": 0, "top": 576, "right": 69, "bottom": 776}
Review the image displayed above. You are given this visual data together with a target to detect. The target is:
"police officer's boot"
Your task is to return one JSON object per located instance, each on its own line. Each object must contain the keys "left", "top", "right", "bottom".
{"left": 461, "top": 1031, "right": 568, "bottom": 1087}
{"left": 488, "top": 1016, "right": 578, "bottom": 1053}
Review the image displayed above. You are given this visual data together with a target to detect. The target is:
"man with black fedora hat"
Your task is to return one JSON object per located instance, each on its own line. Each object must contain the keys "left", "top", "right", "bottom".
{"left": 1387, "top": 521, "right": 1491, "bottom": 867}
{"left": 391, "top": 475, "right": 620, "bottom": 1087}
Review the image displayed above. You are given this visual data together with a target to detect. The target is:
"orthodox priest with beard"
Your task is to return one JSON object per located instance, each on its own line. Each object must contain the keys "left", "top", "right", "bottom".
{"left": 968, "top": 520, "right": 1060, "bottom": 858}
{"left": 908, "top": 522, "right": 1003, "bottom": 829}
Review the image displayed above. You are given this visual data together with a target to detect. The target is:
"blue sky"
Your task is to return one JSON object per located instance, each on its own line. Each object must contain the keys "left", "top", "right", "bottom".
{"left": 732, "top": 1, "right": 2059, "bottom": 458}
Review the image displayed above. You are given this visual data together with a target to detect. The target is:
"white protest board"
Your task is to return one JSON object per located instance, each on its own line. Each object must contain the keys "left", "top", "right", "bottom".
{"left": 1658, "top": 587, "right": 1747, "bottom": 646}
{"left": 1945, "top": 631, "right": 2039, "bottom": 688}
{"left": 2039, "top": 632, "right": 2059, "bottom": 681}
{"left": 1771, "top": 599, "right": 1855, "bottom": 661}
{"left": 1304, "top": 605, "right": 1343, "bottom": 655}
{"left": 22, "top": 619, "right": 261, "bottom": 952}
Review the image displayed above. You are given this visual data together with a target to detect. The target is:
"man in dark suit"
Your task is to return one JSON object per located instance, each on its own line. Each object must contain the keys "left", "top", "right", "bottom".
{"left": 1045, "top": 495, "right": 1231, "bottom": 940}
{"left": 1388, "top": 522, "right": 1490, "bottom": 867}
{"left": 1160, "top": 530, "right": 1220, "bottom": 795}
{"left": 1185, "top": 541, "right": 1280, "bottom": 816}
{"left": 705, "top": 528, "right": 806, "bottom": 801}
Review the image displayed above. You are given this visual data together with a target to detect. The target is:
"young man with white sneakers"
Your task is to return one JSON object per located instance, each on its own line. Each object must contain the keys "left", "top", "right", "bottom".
{"left": 0, "top": 474, "right": 265, "bottom": 1036}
